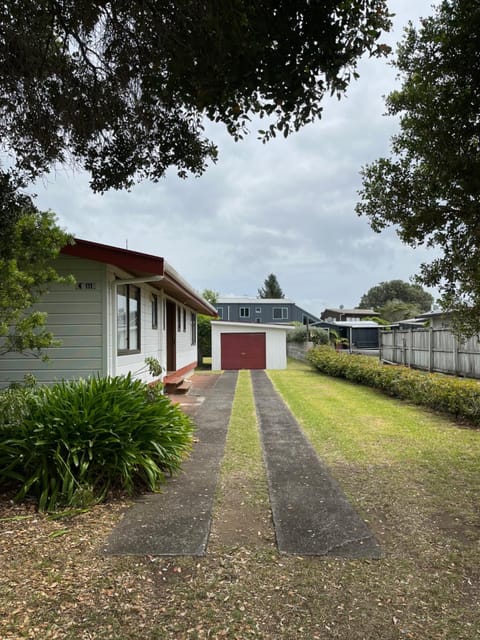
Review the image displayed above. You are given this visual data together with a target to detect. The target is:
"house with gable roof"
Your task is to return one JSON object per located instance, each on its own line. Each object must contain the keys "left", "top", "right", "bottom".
{"left": 0, "top": 238, "right": 217, "bottom": 388}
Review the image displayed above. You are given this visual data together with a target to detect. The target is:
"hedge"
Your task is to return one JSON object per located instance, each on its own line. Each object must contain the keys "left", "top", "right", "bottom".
{"left": 307, "top": 346, "right": 480, "bottom": 425}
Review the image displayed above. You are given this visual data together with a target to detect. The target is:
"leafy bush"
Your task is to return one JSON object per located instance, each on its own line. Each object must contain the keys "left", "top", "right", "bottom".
{"left": 0, "top": 374, "right": 38, "bottom": 431}
{"left": 0, "top": 374, "right": 194, "bottom": 511}
{"left": 287, "top": 324, "right": 329, "bottom": 345}
{"left": 307, "top": 346, "right": 480, "bottom": 425}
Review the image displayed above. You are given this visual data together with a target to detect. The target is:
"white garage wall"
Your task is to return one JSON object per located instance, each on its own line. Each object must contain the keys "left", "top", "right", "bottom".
{"left": 211, "top": 321, "right": 291, "bottom": 370}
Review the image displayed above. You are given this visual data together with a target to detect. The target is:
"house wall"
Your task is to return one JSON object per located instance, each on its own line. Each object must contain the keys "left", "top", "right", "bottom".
{"left": 112, "top": 268, "right": 165, "bottom": 384}
{"left": 215, "top": 301, "right": 317, "bottom": 324}
{"left": 0, "top": 255, "right": 107, "bottom": 387}
{"left": 111, "top": 269, "right": 197, "bottom": 383}
{"left": 172, "top": 302, "right": 198, "bottom": 372}
{"left": 211, "top": 322, "right": 289, "bottom": 370}
{"left": 0, "top": 257, "right": 199, "bottom": 388}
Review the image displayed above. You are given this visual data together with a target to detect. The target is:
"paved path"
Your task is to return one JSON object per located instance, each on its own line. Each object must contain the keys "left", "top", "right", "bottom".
{"left": 252, "top": 370, "right": 382, "bottom": 558}
{"left": 102, "top": 371, "right": 238, "bottom": 556}
{"left": 103, "top": 369, "right": 382, "bottom": 558}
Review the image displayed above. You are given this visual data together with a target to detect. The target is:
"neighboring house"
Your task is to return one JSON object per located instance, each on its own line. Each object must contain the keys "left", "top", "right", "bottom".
{"left": 215, "top": 297, "right": 318, "bottom": 325}
{"left": 211, "top": 321, "right": 292, "bottom": 370}
{"left": 396, "top": 311, "right": 451, "bottom": 330}
{"left": 320, "top": 307, "right": 379, "bottom": 322}
{"left": 416, "top": 310, "right": 453, "bottom": 329}
{"left": 0, "top": 238, "right": 217, "bottom": 388}
{"left": 315, "top": 320, "right": 381, "bottom": 349}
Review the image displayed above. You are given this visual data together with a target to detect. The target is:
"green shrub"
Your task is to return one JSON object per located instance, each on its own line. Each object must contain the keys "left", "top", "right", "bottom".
{"left": 287, "top": 324, "right": 329, "bottom": 345}
{"left": 0, "top": 375, "right": 38, "bottom": 431}
{"left": 0, "top": 374, "right": 194, "bottom": 511}
{"left": 307, "top": 345, "right": 480, "bottom": 425}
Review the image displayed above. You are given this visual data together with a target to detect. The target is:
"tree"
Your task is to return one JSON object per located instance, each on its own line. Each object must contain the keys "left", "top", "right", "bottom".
{"left": 358, "top": 280, "right": 433, "bottom": 312}
{"left": 0, "top": 2, "right": 391, "bottom": 193}
{"left": 258, "top": 274, "right": 284, "bottom": 299}
{"left": 197, "top": 289, "right": 219, "bottom": 366}
{"left": 356, "top": 0, "right": 480, "bottom": 336}
{"left": 0, "top": 175, "right": 72, "bottom": 357}
{"left": 201, "top": 290, "right": 219, "bottom": 306}
{"left": 377, "top": 300, "right": 422, "bottom": 323}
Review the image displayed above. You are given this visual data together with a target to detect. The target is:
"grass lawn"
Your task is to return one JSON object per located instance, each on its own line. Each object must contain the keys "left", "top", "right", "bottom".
{"left": 1, "top": 364, "right": 479, "bottom": 639}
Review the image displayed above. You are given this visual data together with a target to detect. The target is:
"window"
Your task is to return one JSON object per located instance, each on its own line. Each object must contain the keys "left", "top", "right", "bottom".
{"left": 255, "top": 307, "right": 261, "bottom": 313}
{"left": 273, "top": 307, "right": 288, "bottom": 320}
{"left": 239, "top": 307, "right": 250, "bottom": 318}
{"left": 117, "top": 284, "right": 140, "bottom": 354}
{"left": 183, "top": 308, "right": 187, "bottom": 332}
{"left": 151, "top": 294, "right": 158, "bottom": 329}
{"left": 217, "top": 307, "right": 223, "bottom": 319}
{"left": 191, "top": 312, "right": 197, "bottom": 345}
{"left": 177, "top": 305, "right": 181, "bottom": 331}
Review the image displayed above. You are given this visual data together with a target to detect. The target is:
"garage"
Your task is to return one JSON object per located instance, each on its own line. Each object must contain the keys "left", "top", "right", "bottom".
{"left": 221, "top": 332, "right": 266, "bottom": 370}
{"left": 211, "top": 321, "right": 292, "bottom": 371}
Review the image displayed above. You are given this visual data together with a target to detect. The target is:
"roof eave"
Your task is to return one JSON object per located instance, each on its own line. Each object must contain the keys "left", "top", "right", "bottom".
{"left": 60, "top": 238, "right": 216, "bottom": 317}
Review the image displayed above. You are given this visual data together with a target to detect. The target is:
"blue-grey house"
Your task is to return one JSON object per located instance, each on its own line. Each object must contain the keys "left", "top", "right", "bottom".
{"left": 215, "top": 297, "right": 318, "bottom": 325}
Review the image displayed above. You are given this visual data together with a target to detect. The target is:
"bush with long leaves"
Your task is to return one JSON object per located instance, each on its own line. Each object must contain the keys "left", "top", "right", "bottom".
{"left": 0, "top": 375, "right": 194, "bottom": 511}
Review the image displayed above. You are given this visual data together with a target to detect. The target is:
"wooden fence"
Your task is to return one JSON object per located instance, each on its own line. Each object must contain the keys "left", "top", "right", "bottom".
{"left": 380, "top": 328, "right": 480, "bottom": 379}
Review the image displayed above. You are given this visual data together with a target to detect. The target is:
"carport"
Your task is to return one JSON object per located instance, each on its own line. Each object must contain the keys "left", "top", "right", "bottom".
{"left": 211, "top": 321, "right": 292, "bottom": 370}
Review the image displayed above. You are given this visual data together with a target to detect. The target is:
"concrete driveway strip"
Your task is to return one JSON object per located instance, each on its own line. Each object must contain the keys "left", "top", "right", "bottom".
{"left": 251, "top": 370, "right": 382, "bottom": 558}
{"left": 102, "top": 370, "right": 238, "bottom": 556}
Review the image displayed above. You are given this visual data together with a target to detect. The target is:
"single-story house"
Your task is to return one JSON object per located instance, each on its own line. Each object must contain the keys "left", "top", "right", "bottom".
{"left": 320, "top": 307, "right": 379, "bottom": 322}
{"left": 211, "top": 321, "right": 292, "bottom": 370}
{"left": 215, "top": 297, "right": 318, "bottom": 325}
{"left": 315, "top": 320, "right": 381, "bottom": 350}
{"left": 0, "top": 238, "right": 217, "bottom": 388}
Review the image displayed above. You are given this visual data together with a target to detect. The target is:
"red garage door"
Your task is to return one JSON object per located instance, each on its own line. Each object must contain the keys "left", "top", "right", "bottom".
{"left": 221, "top": 333, "right": 266, "bottom": 370}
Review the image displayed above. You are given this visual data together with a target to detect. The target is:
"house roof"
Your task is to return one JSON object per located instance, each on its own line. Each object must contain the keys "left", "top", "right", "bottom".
{"left": 322, "top": 307, "right": 379, "bottom": 316}
{"left": 217, "top": 297, "right": 295, "bottom": 304}
{"left": 315, "top": 320, "right": 381, "bottom": 329}
{"left": 211, "top": 321, "right": 293, "bottom": 331}
{"left": 61, "top": 238, "right": 217, "bottom": 316}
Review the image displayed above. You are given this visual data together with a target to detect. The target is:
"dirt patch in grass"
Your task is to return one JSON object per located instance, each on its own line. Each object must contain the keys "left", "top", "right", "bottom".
{"left": 209, "top": 471, "right": 275, "bottom": 549}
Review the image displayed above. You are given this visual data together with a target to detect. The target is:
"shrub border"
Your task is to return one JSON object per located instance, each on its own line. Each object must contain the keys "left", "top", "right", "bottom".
{"left": 307, "top": 346, "right": 480, "bottom": 426}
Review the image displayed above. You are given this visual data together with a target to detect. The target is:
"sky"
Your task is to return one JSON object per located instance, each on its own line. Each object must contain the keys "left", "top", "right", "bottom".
{"left": 34, "top": 0, "right": 437, "bottom": 318}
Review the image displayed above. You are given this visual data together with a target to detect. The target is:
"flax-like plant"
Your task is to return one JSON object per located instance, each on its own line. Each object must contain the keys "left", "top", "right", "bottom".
{"left": 0, "top": 375, "right": 194, "bottom": 511}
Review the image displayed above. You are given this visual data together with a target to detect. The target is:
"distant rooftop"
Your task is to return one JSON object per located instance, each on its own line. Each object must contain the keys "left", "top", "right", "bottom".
{"left": 217, "top": 297, "right": 295, "bottom": 304}
{"left": 322, "top": 307, "right": 378, "bottom": 315}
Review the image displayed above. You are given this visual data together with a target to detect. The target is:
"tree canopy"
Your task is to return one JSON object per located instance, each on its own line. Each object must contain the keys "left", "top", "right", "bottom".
{"left": 358, "top": 279, "right": 433, "bottom": 313}
{"left": 0, "top": 175, "right": 72, "bottom": 357}
{"left": 258, "top": 274, "right": 285, "bottom": 299}
{"left": 0, "top": 1, "right": 391, "bottom": 193}
{"left": 356, "top": 0, "right": 480, "bottom": 336}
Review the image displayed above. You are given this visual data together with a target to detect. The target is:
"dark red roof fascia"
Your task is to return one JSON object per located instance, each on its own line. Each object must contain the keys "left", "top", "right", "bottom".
{"left": 61, "top": 238, "right": 164, "bottom": 275}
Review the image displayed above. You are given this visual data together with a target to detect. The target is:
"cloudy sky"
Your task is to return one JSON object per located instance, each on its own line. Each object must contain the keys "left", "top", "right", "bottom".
{"left": 34, "top": 0, "right": 437, "bottom": 317}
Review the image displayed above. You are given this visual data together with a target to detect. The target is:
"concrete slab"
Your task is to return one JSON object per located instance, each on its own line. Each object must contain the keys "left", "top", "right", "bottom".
{"left": 102, "top": 370, "right": 238, "bottom": 556}
{"left": 251, "top": 370, "right": 383, "bottom": 558}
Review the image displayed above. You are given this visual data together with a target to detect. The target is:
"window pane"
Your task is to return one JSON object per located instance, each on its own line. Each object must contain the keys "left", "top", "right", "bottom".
{"left": 129, "top": 287, "right": 139, "bottom": 350}
{"left": 117, "top": 285, "right": 127, "bottom": 350}
{"left": 191, "top": 312, "right": 197, "bottom": 345}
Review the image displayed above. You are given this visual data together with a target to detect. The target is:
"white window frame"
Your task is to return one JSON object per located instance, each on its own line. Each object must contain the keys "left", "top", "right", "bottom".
{"left": 272, "top": 307, "right": 288, "bottom": 320}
